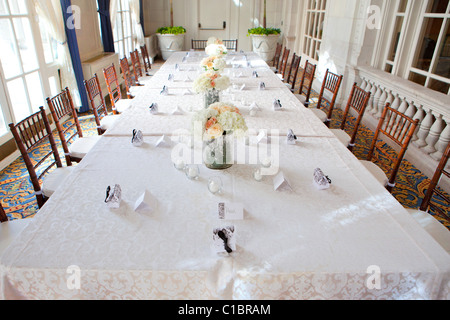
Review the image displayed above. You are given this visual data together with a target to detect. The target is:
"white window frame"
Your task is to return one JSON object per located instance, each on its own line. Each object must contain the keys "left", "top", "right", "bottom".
{"left": 302, "top": 0, "right": 327, "bottom": 62}
{"left": 113, "top": 0, "right": 136, "bottom": 59}
{"left": 0, "top": 0, "right": 59, "bottom": 144}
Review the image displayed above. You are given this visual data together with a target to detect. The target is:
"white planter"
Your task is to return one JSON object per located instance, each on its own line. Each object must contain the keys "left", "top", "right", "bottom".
{"left": 251, "top": 34, "right": 280, "bottom": 62}
{"left": 157, "top": 33, "right": 185, "bottom": 60}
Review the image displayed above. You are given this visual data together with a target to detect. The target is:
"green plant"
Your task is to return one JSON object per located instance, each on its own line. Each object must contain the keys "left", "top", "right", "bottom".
{"left": 157, "top": 26, "right": 186, "bottom": 35}
{"left": 247, "top": 27, "right": 281, "bottom": 36}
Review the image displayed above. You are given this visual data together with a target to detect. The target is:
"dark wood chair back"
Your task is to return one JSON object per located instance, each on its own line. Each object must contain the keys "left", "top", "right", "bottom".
{"left": 119, "top": 57, "right": 136, "bottom": 99}
{"left": 84, "top": 74, "right": 108, "bottom": 135}
{"left": 130, "top": 49, "right": 143, "bottom": 82}
{"left": 279, "top": 48, "right": 290, "bottom": 80}
{"left": 317, "top": 69, "right": 344, "bottom": 127}
{"left": 47, "top": 87, "right": 83, "bottom": 166}
{"left": 340, "top": 83, "right": 371, "bottom": 152}
{"left": 420, "top": 142, "right": 450, "bottom": 215}
{"left": 0, "top": 202, "right": 8, "bottom": 222}
{"left": 191, "top": 40, "right": 208, "bottom": 51}
{"left": 285, "top": 53, "right": 301, "bottom": 91}
{"left": 103, "top": 64, "right": 122, "bottom": 115}
{"left": 9, "top": 107, "right": 63, "bottom": 208}
{"left": 367, "top": 103, "right": 419, "bottom": 193}
{"left": 297, "top": 60, "right": 317, "bottom": 107}
{"left": 272, "top": 43, "right": 283, "bottom": 70}
{"left": 222, "top": 39, "right": 238, "bottom": 51}
{"left": 140, "top": 44, "right": 152, "bottom": 75}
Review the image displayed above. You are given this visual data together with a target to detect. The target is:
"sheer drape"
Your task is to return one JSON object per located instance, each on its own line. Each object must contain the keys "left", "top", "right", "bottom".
{"left": 110, "top": 0, "right": 118, "bottom": 32}
{"left": 129, "top": 0, "right": 144, "bottom": 46}
{"left": 34, "top": 0, "right": 81, "bottom": 106}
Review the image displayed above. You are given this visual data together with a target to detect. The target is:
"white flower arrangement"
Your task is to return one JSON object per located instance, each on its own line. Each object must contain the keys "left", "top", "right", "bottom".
{"left": 205, "top": 43, "right": 228, "bottom": 57}
{"left": 192, "top": 102, "right": 248, "bottom": 141}
{"left": 193, "top": 71, "right": 230, "bottom": 94}
{"left": 207, "top": 37, "right": 224, "bottom": 46}
{"left": 200, "top": 56, "right": 227, "bottom": 72}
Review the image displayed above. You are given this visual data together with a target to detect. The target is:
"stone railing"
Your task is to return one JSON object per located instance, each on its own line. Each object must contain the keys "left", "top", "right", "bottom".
{"left": 356, "top": 66, "right": 450, "bottom": 192}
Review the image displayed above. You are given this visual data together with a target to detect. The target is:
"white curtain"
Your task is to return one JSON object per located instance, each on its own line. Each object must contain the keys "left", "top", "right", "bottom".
{"left": 129, "top": 0, "right": 145, "bottom": 46}
{"left": 110, "top": 0, "right": 119, "bottom": 32}
{"left": 34, "top": 0, "right": 81, "bottom": 106}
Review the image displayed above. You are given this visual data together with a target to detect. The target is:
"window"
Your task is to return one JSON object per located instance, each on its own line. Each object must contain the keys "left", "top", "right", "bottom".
{"left": 380, "top": 0, "right": 450, "bottom": 95}
{"left": 113, "top": 0, "right": 135, "bottom": 59}
{"left": 0, "top": 0, "right": 53, "bottom": 139}
{"left": 303, "top": 0, "right": 327, "bottom": 61}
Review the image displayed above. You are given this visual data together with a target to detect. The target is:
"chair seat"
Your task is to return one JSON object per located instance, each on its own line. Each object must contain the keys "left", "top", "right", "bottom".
{"left": 331, "top": 129, "right": 351, "bottom": 147}
{"left": 295, "top": 94, "right": 307, "bottom": 105}
{"left": 360, "top": 160, "right": 389, "bottom": 187}
{"left": 311, "top": 108, "right": 327, "bottom": 122}
{"left": 115, "top": 99, "right": 132, "bottom": 113}
{"left": 406, "top": 209, "right": 450, "bottom": 254}
{"left": 41, "top": 166, "right": 75, "bottom": 198}
{"left": 100, "top": 115, "right": 120, "bottom": 131}
{"left": 139, "top": 75, "right": 153, "bottom": 83}
{"left": 0, "top": 218, "right": 32, "bottom": 256}
{"left": 69, "top": 136, "right": 101, "bottom": 159}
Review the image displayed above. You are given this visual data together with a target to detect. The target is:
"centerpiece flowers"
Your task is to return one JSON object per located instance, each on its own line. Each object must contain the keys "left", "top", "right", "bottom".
{"left": 200, "top": 55, "right": 227, "bottom": 73}
{"left": 193, "top": 71, "right": 230, "bottom": 108}
{"left": 192, "top": 102, "right": 248, "bottom": 170}
{"left": 205, "top": 43, "right": 228, "bottom": 57}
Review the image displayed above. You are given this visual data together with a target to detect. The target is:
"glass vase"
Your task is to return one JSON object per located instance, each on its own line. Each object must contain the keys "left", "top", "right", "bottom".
{"left": 203, "top": 131, "right": 233, "bottom": 170}
{"left": 203, "top": 88, "right": 220, "bottom": 109}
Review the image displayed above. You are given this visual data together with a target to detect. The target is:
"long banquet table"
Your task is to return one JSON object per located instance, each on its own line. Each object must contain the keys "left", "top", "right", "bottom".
{"left": 0, "top": 51, "right": 449, "bottom": 300}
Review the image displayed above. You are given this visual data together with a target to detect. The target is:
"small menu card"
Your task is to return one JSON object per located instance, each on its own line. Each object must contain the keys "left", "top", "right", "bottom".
{"left": 252, "top": 71, "right": 259, "bottom": 78}
{"left": 273, "top": 172, "right": 292, "bottom": 192}
{"left": 218, "top": 202, "right": 244, "bottom": 220}
{"left": 160, "top": 86, "right": 169, "bottom": 96}
{"left": 168, "top": 74, "right": 174, "bottom": 82}
{"left": 171, "top": 106, "right": 184, "bottom": 115}
{"left": 259, "top": 82, "right": 266, "bottom": 91}
{"left": 134, "top": 190, "right": 157, "bottom": 213}
{"left": 213, "top": 226, "right": 236, "bottom": 254}
{"left": 149, "top": 103, "right": 159, "bottom": 115}
{"left": 155, "top": 135, "right": 171, "bottom": 147}
{"left": 131, "top": 129, "right": 144, "bottom": 147}
{"left": 273, "top": 99, "right": 282, "bottom": 111}
{"left": 287, "top": 129, "right": 297, "bottom": 145}
{"left": 313, "top": 168, "right": 332, "bottom": 190}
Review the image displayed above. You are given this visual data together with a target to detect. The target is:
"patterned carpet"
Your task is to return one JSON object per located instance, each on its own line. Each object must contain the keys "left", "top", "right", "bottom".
{"left": 1, "top": 60, "right": 449, "bottom": 231}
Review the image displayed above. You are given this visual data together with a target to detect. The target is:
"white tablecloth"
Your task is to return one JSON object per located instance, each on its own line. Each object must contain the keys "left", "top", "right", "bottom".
{"left": 1, "top": 51, "right": 449, "bottom": 300}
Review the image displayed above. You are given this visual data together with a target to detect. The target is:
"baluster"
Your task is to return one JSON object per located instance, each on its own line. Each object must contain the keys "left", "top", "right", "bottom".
{"left": 371, "top": 85, "right": 382, "bottom": 115}
{"left": 413, "top": 110, "right": 434, "bottom": 148}
{"left": 386, "top": 90, "right": 394, "bottom": 105}
{"left": 376, "top": 88, "right": 388, "bottom": 118}
{"left": 412, "top": 105, "right": 426, "bottom": 142}
{"left": 405, "top": 101, "right": 417, "bottom": 119}
{"left": 398, "top": 97, "right": 408, "bottom": 114}
{"left": 391, "top": 93, "right": 401, "bottom": 110}
{"left": 422, "top": 114, "right": 445, "bottom": 154}
{"left": 368, "top": 82, "right": 377, "bottom": 113}
{"left": 430, "top": 121, "right": 450, "bottom": 161}
{"left": 360, "top": 78, "right": 368, "bottom": 91}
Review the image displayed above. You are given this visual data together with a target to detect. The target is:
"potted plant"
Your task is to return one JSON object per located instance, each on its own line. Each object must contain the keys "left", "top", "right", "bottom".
{"left": 156, "top": 0, "right": 186, "bottom": 60}
{"left": 248, "top": 0, "right": 281, "bottom": 62}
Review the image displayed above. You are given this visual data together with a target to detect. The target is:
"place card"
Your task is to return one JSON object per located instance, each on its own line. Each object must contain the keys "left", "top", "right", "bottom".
{"left": 313, "top": 168, "right": 332, "bottom": 190}
{"left": 218, "top": 202, "right": 244, "bottom": 220}
{"left": 105, "top": 184, "right": 122, "bottom": 209}
{"left": 149, "top": 103, "right": 159, "bottom": 115}
{"left": 254, "top": 130, "right": 268, "bottom": 145}
{"left": 259, "top": 82, "right": 266, "bottom": 91}
{"left": 184, "top": 75, "right": 192, "bottom": 82}
{"left": 182, "top": 89, "right": 193, "bottom": 96}
{"left": 134, "top": 190, "right": 157, "bottom": 213}
{"left": 155, "top": 135, "right": 171, "bottom": 147}
{"left": 273, "top": 172, "right": 292, "bottom": 192}
{"left": 287, "top": 129, "right": 297, "bottom": 145}
{"left": 213, "top": 226, "right": 236, "bottom": 254}
{"left": 160, "top": 86, "right": 169, "bottom": 96}
{"left": 273, "top": 99, "right": 282, "bottom": 111}
{"left": 168, "top": 74, "right": 174, "bottom": 82}
{"left": 171, "top": 106, "right": 184, "bottom": 115}
{"left": 175, "top": 64, "right": 180, "bottom": 71}
{"left": 131, "top": 129, "right": 144, "bottom": 147}
{"left": 239, "top": 84, "right": 246, "bottom": 91}
{"left": 252, "top": 71, "right": 259, "bottom": 78}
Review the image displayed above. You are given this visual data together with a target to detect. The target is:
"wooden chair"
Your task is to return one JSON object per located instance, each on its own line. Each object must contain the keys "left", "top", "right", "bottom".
{"left": 130, "top": 49, "right": 151, "bottom": 84}
{"left": 222, "top": 39, "right": 238, "bottom": 51}
{"left": 284, "top": 53, "right": 301, "bottom": 92}
{"left": 277, "top": 48, "right": 290, "bottom": 80}
{"left": 360, "top": 103, "right": 419, "bottom": 193}
{"left": 310, "top": 69, "right": 344, "bottom": 127}
{"left": 84, "top": 74, "right": 120, "bottom": 135}
{"left": 140, "top": 44, "right": 152, "bottom": 76}
{"left": 271, "top": 43, "right": 283, "bottom": 71}
{"left": 0, "top": 201, "right": 32, "bottom": 256}
{"left": 330, "top": 83, "right": 370, "bottom": 152}
{"left": 120, "top": 57, "right": 144, "bottom": 100}
{"left": 9, "top": 107, "right": 74, "bottom": 208}
{"left": 191, "top": 40, "right": 208, "bottom": 51}
{"left": 103, "top": 63, "right": 131, "bottom": 114}
{"left": 294, "top": 60, "right": 317, "bottom": 107}
{"left": 407, "top": 142, "right": 450, "bottom": 254}
{"left": 47, "top": 88, "right": 100, "bottom": 166}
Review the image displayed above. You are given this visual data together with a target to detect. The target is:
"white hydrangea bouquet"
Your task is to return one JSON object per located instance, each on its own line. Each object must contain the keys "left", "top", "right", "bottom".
{"left": 205, "top": 43, "right": 228, "bottom": 57}
{"left": 192, "top": 102, "right": 248, "bottom": 141}
{"left": 193, "top": 71, "right": 230, "bottom": 94}
{"left": 200, "top": 55, "right": 227, "bottom": 73}
{"left": 207, "top": 37, "right": 224, "bottom": 46}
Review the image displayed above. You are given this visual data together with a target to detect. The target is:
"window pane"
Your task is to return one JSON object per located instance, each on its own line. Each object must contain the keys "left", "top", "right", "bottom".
{"left": 385, "top": 63, "right": 394, "bottom": 73}
{"left": 398, "top": 0, "right": 409, "bottom": 13}
{"left": 8, "top": 0, "right": 27, "bottom": 15}
{"left": 7, "top": 78, "right": 30, "bottom": 122}
{"left": 0, "top": 103, "right": 6, "bottom": 136}
{"left": 48, "top": 76, "right": 59, "bottom": 97}
{"left": 409, "top": 71, "right": 427, "bottom": 86}
{"left": 428, "top": 77, "right": 450, "bottom": 93}
{"left": 413, "top": 18, "right": 443, "bottom": 71}
{"left": 0, "top": 19, "right": 22, "bottom": 78}
{"left": 388, "top": 16, "right": 404, "bottom": 62}
{"left": 0, "top": 0, "right": 9, "bottom": 15}
{"left": 432, "top": 22, "right": 450, "bottom": 78}
{"left": 426, "top": 0, "right": 448, "bottom": 13}
{"left": 13, "top": 17, "right": 39, "bottom": 72}
{"left": 25, "top": 72, "right": 44, "bottom": 112}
